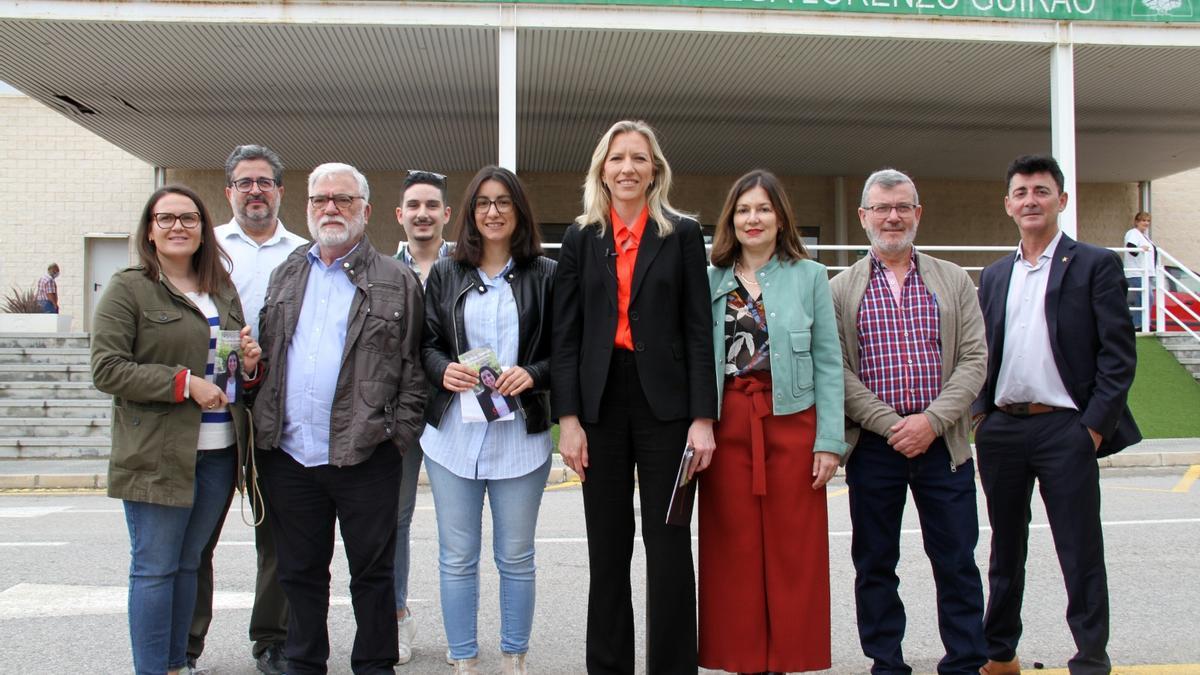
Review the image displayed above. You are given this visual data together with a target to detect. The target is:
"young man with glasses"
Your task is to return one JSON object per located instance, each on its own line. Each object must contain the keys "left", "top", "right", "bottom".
{"left": 189, "top": 144, "right": 307, "bottom": 675}
{"left": 392, "top": 169, "right": 453, "bottom": 664}
{"left": 830, "top": 168, "right": 990, "bottom": 674}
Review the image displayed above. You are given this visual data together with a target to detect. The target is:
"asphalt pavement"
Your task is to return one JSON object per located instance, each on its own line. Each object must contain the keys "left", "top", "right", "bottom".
{"left": 2, "top": 460, "right": 1198, "bottom": 674}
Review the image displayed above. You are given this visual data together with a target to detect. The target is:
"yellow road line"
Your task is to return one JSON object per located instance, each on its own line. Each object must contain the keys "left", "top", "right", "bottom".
{"left": 1017, "top": 662, "right": 1200, "bottom": 667}
{"left": 545, "top": 478, "right": 581, "bottom": 492}
{"left": 1171, "top": 464, "right": 1200, "bottom": 493}
{"left": 828, "top": 487, "right": 849, "bottom": 499}
{"left": 1106, "top": 486, "right": 1177, "bottom": 494}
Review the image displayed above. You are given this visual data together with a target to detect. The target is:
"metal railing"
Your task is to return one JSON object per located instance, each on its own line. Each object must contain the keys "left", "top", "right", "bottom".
{"left": 541, "top": 240, "right": 1200, "bottom": 342}
{"left": 1144, "top": 248, "right": 1200, "bottom": 340}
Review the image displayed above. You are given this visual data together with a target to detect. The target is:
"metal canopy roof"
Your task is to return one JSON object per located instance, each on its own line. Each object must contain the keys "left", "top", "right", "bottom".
{"left": 2, "top": 5, "right": 1200, "bottom": 182}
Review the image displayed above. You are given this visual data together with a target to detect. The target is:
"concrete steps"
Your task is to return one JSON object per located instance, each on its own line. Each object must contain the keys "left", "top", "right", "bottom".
{"left": 0, "top": 399, "right": 110, "bottom": 418}
{"left": 0, "top": 333, "right": 90, "bottom": 349}
{"left": 0, "top": 333, "right": 110, "bottom": 460}
{"left": 0, "top": 417, "right": 109, "bottom": 437}
{"left": 1158, "top": 334, "right": 1200, "bottom": 379}
{"left": 0, "top": 437, "right": 110, "bottom": 459}
{"left": 0, "top": 348, "right": 90, "bottom": 365}
{"left": 0, "top": 382, "right": 109, "bottom": 399}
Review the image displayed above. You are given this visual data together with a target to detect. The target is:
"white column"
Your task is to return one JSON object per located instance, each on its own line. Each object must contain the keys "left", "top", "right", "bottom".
{"left": 153, "top": 166, "right": 166, "bottom": 188}
{"left": 498, "top": 6, "right": 517, "bottom": 171}
{"left": 1050, "top": 31, "right": 1077, "bottom": 239}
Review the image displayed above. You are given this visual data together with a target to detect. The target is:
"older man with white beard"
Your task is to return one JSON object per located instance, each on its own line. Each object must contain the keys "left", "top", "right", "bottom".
{"left": 252, "top": 163, "right": 427, "bottom": 675}
{"left": 830, "top": 169, "right": 989, "bottom": 674}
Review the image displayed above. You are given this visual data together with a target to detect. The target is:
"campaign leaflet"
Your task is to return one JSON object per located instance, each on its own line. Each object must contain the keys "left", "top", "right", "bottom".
{"left": 458, "top": 346, "right": 517, "bottom": 423}
{"left": 214, "top": 330, "right": 242, "bottom": 404}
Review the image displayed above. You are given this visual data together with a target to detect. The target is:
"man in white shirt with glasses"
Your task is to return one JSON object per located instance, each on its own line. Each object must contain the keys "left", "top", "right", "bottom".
{"left": 188, "top": 144, "right": 307, "bottom": 675}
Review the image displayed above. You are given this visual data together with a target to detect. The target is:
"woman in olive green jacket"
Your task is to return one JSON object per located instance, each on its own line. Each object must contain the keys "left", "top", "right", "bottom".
{"left": 90, "top": 185, "right": 262, "bottom": 675}
{"left": 698, "top": 170, "right": 848, "bottom": 674}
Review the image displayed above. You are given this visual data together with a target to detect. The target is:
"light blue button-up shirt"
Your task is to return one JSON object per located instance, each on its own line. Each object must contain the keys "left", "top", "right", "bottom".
{"left": 420, "top": 261, "right": 552, "bottom": 480}
{"left": 279, "top": 244, "right": 360, "bottom": 467}
{"left": 215, "top": 219, "right": 308, "bottom": 339}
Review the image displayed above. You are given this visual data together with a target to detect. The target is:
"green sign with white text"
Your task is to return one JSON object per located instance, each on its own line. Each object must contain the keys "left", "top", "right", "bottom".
{"left": 492, "top": 0, "right": 1199, "bottom": 22}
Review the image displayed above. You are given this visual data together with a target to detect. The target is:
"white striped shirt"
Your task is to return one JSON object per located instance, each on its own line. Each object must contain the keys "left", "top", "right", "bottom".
{"left": 186, "top": 292, "right": 236, "bottom": 450}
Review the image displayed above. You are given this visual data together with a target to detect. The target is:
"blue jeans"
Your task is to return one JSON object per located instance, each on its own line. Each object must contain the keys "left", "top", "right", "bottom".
{"left": 394, "top": 443, "right": 424, "bottom": 611}
{"left": 846, "top": 432, "right": 986, "bottom": 674}
{"left": 425, "top": 456, "right": 550, "bottom": 659}
{"left": 123, "top": 447, "right": 236, "bottom": 675}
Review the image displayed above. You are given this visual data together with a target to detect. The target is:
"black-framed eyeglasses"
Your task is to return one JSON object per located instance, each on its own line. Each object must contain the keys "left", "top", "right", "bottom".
{"left": 308, "top": 194, "right": 364, "bottom": 211}
{"left": 865, "top": 203, "right": 918, "bottom": 217}
{"left": 231, "top": 177, "right": 279, "bottom": 193}
{"left": 474, "top": 197, "right": 514, "bottom": 214}
{"left": 153, "top": 212, "right": 202, "bottom": 229}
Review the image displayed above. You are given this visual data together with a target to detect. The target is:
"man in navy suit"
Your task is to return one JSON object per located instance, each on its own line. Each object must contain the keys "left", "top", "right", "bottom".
{"left": 973, "top": 155, "right": 1140, "bottom": 675}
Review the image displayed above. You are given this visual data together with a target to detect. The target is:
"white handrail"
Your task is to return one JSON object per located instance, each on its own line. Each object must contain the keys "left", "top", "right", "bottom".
{"left": 537, "top": 240, "right": 1200, "bottom": 343}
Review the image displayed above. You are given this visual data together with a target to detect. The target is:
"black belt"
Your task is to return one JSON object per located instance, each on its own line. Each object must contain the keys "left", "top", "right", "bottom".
{"left": 998, "top": 402, "right": 1072, "bottom": 417}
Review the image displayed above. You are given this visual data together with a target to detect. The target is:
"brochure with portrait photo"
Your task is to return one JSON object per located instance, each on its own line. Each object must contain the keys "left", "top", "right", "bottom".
{"left": 458, "top": 346, "right": 517, "bottom": 424}
{"left": 214, "top": 330, "right": 242, "bottom": 405}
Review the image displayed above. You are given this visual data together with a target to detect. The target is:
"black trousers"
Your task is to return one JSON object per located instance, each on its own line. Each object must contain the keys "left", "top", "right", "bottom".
{"left": 188, "top": 464, "right": 289, "bottom": 660}
{"left": 975, "top": 410, "right": 1110, "bottom": 674}
{"left": 259, "top": 445, "right": 401, "bottom": 675}
{"left": 846, "top": 431, "right": 986, "bottom": 675}
{"left": 582, "top": 350, "right": 696, "bottom": 675}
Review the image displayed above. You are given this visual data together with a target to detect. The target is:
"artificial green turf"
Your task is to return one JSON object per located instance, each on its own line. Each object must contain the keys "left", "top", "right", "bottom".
{"left": 1128, "top": 335, "right": 1200, "bottom": 438}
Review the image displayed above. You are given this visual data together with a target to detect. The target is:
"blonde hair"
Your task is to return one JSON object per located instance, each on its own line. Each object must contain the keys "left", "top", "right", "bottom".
{"left": 576, "top": 120, "right": 688, "bottom": 237}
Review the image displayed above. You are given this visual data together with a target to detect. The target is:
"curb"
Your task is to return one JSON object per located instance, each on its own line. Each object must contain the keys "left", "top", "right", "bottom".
{"left": 1, "top": 452, "right": 1195, "bottom": 491}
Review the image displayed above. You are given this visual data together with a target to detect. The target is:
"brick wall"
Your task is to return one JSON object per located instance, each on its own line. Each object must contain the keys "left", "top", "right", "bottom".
{"left": 0, "top": 93, "right": 151, "bottom": 327}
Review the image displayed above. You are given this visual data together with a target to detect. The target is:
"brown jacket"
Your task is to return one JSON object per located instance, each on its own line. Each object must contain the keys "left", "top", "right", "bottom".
{"left": 253, "top": 238, "right": 426, "bottom": 465}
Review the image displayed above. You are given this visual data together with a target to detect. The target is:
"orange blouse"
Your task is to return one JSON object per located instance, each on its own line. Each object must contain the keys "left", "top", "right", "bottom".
{"left": 611, "top": 205, "right": 648, "bottom": 351}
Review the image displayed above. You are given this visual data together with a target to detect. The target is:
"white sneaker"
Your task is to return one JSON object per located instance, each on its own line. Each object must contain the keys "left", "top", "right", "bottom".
{"left": 397, "top": 612, "right": 416, "bottom": 665}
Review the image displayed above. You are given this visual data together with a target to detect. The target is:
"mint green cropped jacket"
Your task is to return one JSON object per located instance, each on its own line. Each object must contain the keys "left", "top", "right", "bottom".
{"left": 709, "top": 257, "right": 850, "bottom": 456}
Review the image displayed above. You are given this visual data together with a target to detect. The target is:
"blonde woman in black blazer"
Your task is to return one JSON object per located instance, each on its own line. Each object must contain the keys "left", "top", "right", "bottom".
{"left": 552, "top": 120, "right": 717, "bottom": 674}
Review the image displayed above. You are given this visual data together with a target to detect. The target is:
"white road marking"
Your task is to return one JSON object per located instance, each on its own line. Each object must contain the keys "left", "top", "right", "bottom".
{"left": 535, "top": 517, "right": 1200, "bottom": 543}
{"left": 0, "top": 506, "right": 72, "bottom": 518}
{"left": 828, "top": 517, "right": 1200, "bottom": 538}
{"left": 0, "top": 542, "right": 66, "bottom": 547}
{"left": 0, "top": 583, "right": 350, "bottom": 619}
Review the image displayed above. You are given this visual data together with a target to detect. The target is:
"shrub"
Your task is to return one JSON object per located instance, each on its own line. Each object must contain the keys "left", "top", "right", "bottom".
{"left": 2, "top": 286, "right": 42, "bottom": 313}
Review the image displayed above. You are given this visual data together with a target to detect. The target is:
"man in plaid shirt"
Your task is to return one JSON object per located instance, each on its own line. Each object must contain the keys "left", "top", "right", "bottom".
{"left": 35, "top": 263, "right": 59, "bottom": 313}
{"left": 830, "top": 169, "right": 989, "bottom": 674}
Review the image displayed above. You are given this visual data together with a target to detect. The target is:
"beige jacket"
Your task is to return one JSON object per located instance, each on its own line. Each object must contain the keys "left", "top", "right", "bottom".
{"left": 830, "top": 250, "right": 987, "bottom": 466}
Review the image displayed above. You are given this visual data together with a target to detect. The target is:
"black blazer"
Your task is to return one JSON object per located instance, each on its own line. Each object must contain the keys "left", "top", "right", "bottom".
{"left": 975, "top": 233, "right": 1141, "bottom": 456}
{"left": 551, "top": 213, "right": 717, "bottom": 424}
{"left": 421, "top": 255, "right": 556, "bottom": 433}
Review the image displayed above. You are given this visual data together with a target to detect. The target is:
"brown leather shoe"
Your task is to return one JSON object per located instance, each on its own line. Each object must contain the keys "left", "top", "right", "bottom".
{"left": 979, "top": 656, "right": 1021, "bottom": 675}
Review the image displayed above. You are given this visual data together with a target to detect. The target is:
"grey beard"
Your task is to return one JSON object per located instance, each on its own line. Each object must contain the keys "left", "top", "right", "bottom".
{"left": 236, "top": 212, "right": 275, "bottom": 231}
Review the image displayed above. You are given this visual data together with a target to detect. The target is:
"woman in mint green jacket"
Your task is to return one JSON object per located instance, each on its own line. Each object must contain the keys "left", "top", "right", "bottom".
{"left": 698, "top": 170, "right": 848, "bottom": 674}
